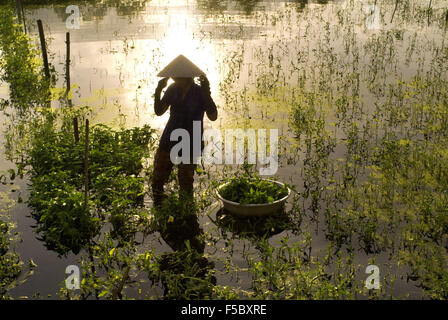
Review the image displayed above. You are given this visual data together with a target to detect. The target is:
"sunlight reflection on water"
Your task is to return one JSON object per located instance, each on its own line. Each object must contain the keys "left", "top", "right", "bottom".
{"left": 1, "top": 0, "right": 446, "bottom": 299}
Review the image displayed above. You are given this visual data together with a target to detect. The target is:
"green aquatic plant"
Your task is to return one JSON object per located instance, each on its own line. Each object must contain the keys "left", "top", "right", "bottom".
{"left": 0, "top": 6, "right": 53, "bottom": 116}
{"left": 25, "top": 109, "right": 157, "bottom": 255}
{"left": 219, "top": 174, "right": 289, "bottom": 204}
{"left": 0, "top": 182, "right": 36, "bottom": 300}
{"left": 2, "top": 0, "right": 448, "bottom": 300}
{"left": 141, "top": 248, "right": 216, "bottom": 300}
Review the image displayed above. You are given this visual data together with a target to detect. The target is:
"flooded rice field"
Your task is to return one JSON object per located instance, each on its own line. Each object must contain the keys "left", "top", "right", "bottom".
{"left": 1, "top": 0, "right": 448, "bottom": 299}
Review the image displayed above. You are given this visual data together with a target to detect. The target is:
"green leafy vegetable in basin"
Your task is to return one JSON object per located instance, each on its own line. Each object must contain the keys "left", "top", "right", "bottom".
{"left": 219, "top": 176, "right": 289, "bottom": 204}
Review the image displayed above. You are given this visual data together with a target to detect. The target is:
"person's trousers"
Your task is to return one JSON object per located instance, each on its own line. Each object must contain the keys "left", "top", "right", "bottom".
{"left": 151, "top": 147, "right": 197, "bottom": 207}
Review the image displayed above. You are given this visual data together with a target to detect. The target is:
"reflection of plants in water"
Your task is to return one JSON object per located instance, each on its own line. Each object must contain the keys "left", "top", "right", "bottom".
{"left": 213, "top": 208, "right": 292, "bottom": 239}
{"left": 2, "top": 0, "right": 448, "bottom": 300}
{"left": 196, "top": 0, "right": 228, "bottom": 13}
{"left": 286, "top": 1, "right": 448, "bottom": 299}
{"left": 292, "top": 0, "right": 309, "bottom": 13}
{"left": 0, "top": 182, "right": 36, "bottom": 299}
{"left": 216, "top": 0, "right": 448, "bottom": 299}
{"left": 196, "top": 0, "right": 262, "bottom": 15}
{"left": 232, "top": 0, "right": 262, "bottom": 15}
{"left": 142, "top": 249, "right": 216, "bottom": 300}
{"left": 27, "top": 0, "right": 150, "bottom": 19}
{"left": 244, "top": 237, "right": 362, "bottom": 299}
{"left": 151, "top": 192, "right": 206, "bottom": 253}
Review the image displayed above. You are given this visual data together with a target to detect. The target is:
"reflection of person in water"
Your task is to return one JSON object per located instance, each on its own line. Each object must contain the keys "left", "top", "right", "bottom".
{"left": 151, "top": 55, "right": 217, "bottom": 255}
{"left": 151, "top": 55, "right": 218, "bottom": 208}
{"left": 150, "top": 56, "right": 218, "bottom": 297}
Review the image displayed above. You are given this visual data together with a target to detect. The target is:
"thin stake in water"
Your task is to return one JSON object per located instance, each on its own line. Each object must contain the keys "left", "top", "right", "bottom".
{"left": 65, "top": 32, "right": 79, "bottom": 142}
{"left": 73, "top": 117, "right": 79, "bottom": 143}
{"left": 428, "top": 0, "right": 433, "bottom": 26}
{"left": 66, "top": 32, "right": 71, "bottom": 101}
{"left": 84, "top": 119, "right": 89, "bottom": 208}
{"left": 15, "top": 0, "right": 26, "bottom": 33}
{"left": 37, "top": 19, "right": 50, "bottom": 79}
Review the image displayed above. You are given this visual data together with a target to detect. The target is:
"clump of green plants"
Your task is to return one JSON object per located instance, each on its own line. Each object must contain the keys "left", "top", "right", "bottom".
{"left": 23, "top": 109, "right": 157, "bottom": 255}
{"left": 0, "top": 220, "right": 36, "bottom": 299}
{"left": 3, "top": 0, "right": 448, "bottom": 301}
{"left": 0, "top": 181, "right": 36, "bottom": 299}
{"left": 0, "top": 6, "right": 52, "bottom": 117}
{"left": 244, "top": 238, "right": 363, "bottom": 299}
{"left": 0, "top": 219, "right": 23, "bottom": 299}
{"left": 151, "top": 192, "right": 205, "bottom": 253}
{"left": 140, "top": 248, "right": 216, "bottom": 300}
{"left": 219, "top": 173, "right": 289, "bottom": 204}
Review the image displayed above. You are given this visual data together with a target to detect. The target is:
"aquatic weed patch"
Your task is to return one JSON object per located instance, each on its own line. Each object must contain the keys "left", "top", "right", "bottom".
{"left": 24, "top": 112, "right": 157, "bottom": 255}
{"left": 219, "top": 175, "right": 289, "bottom": 204}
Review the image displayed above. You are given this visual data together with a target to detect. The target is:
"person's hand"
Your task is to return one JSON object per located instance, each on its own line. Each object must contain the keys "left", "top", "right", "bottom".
{"left": 198, "top": 75, "right": 210, "bottom": 95}
{"left": 156, "top": 77, "right": 169, "bottom": 91}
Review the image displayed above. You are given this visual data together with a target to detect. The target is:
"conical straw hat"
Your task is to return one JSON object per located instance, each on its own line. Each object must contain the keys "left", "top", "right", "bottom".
{"left": 157, "top": 54, "right": 206, "bottom": 77}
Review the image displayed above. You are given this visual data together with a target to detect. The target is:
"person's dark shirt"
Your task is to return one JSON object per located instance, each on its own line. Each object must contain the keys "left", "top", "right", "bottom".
{"left": 158, "top": 82, "right": 217, "bottom": 158}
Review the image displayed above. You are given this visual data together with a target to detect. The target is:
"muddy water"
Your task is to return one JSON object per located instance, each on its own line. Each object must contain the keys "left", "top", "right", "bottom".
{"left": 1, "top": 0, "right": 447, "bottom": 298}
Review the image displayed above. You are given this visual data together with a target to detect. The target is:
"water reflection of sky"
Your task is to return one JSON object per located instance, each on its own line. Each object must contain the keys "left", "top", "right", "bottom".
{"left": 19, "top": 1, "right": 295, "bottom": 130}
{"left": 1, "top": 0, "right": 447, "bottom": 299}
{"left": 7, "top": 4, "right": 267, "bottom": 130}
{"left": 1, "top": 0, "right": 446, "bottom": 133}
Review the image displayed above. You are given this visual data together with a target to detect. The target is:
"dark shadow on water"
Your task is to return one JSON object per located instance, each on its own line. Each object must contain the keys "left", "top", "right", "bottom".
{"left": 154, "top": 203, "right": 293, "bottom": 299}
{"left": 157, "top": 249, "right": 216, "bottom": 299}
{"left": 159, "top": 212, "right": 206, "bottom": 254}
{"left": 154, "top": 192, "right": 205, "bottom": 253}
{"left": 196, "top": 0, "right": 262, "bottom": 15}
{"left": 153, "top": 195, "right": 216, "bottom": 299}
{"left": 214, "top": 207, "right": 292, "bottom": 240}
{"left": 292, "top": 0, "right": 308, "bottom": 13}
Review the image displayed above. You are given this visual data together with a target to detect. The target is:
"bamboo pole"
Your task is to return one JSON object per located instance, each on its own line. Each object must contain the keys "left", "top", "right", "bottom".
{"left": 87, "top": 246, "right": 99, "bottom": 299}
{"left": 66, "top": 32, "right": 71, "bottom": 98}
{"left": 391, "top": 0, "right": 399, "bottom": 23}
{"left": 73, "top": 117, "right": 79, "bottom": 143}
{"left": 84, "top": 119, "right": 89, "bottom": 208}
{"left": 65, "top": 32, "right": 79, "bottom": 142}
{"left": 445, "top": 9, "right": 448, "bottom": 29}
{"left": 15, "top": 0, "right": 27, "bottom": 34}
{"left": 20, "top": 0, "right": 26, "bottom": 34}
{"left": 15, "top": 0, "right": 22, "bottom": 25}
{"left": 37, "top": 19, "right": 50, "bottom": 79}
{"left": 428, "top": 0, "right": 433, "bottom": 26}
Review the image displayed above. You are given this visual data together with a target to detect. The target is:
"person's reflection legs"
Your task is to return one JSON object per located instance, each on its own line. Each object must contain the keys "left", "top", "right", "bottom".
{"left": 157, "top": 190, "right": 204, "bottom": 254}
{"left": 153, "top": 191, "right": 216, "bottom": 298}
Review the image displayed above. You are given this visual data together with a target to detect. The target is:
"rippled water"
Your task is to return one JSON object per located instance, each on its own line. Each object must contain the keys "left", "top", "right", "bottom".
{"left": 1, "top": 0, "right": 447, "bottom": 298}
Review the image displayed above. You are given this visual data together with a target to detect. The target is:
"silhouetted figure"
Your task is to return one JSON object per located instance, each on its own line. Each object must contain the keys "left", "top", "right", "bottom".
{"left": 151, "top": 55, "right": 217, "bottom": 208}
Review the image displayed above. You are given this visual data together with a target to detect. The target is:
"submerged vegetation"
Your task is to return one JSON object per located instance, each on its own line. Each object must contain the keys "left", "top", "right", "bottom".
{"left": 0, "top": 0, "right": 448, "bottom": 300}
{"left": 0, "top": 186, "right": 35, "bottom": 300}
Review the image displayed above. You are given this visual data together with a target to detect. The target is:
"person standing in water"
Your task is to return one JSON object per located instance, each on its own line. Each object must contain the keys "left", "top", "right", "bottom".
{"left": 152, "top": 55, "right": 218, "bottom": 207}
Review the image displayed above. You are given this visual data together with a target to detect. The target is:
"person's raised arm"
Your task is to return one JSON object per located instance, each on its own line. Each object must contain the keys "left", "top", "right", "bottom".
{"left": 199, "top": 76, "right": 218, "bottom": 121}
{"left": 154, "top": 77, "right": 170, "bottom": 116}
